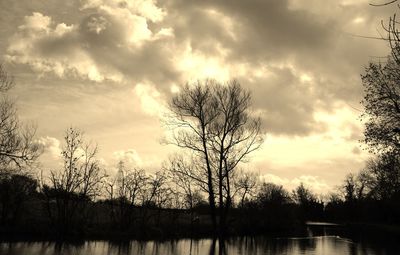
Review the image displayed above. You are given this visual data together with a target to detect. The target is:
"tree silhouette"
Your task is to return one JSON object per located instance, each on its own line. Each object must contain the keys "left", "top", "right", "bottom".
{"left": 361, "top": 59, "right": 400, "bottom": 153}
{"left": 166, "top": 79, "right": 264, "bottom": 235}
{"left": 44, "top": 127, "right": 105, "bottom": 234}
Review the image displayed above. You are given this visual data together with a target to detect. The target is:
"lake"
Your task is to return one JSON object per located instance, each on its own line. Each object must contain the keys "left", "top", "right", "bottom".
{"left": 1, "top": 223, "right": 399, "bottom": 255}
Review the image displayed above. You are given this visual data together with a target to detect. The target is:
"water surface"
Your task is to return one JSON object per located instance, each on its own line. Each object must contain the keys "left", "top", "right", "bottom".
{"left": 0, "top": 225, "right": 399, "bottom": 255}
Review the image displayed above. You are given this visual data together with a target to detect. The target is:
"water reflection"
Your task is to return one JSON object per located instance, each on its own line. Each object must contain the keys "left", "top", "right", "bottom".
{"left": 0, "top": 233, "right": 399, "bottom": 255}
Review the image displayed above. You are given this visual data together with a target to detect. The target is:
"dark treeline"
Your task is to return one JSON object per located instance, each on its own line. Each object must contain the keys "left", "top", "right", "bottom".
{"left": 325, "top": 154, "right": 400, "bottom": 225}
{"left": 0, "top": 162, "right": 325, "bottom": 240}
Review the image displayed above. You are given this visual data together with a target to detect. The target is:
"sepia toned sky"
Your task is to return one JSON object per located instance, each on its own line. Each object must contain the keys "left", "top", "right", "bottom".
{"left": 0, "top": 0, "right": 396, "bottom": 194}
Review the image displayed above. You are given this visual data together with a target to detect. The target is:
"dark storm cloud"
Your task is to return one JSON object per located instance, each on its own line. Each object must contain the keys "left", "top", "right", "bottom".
{"left": 238, "top": 66, "right": 324, "bottom": 135}
{"left": 171, "top": 0, "right": 333, "bottom": 61}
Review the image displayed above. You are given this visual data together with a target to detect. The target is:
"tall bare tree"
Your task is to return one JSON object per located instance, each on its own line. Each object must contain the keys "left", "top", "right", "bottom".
{"left": 167, "top": 80, "right": 219, "bottom": 232}
{"left": 166, "top": 79, "right": 264, "bottom": 235}
{"left": 209, "top": 81, "right": 263, "bottom": 234}
{"left": 164, "top": 154, "right": 208, "bottom": 209}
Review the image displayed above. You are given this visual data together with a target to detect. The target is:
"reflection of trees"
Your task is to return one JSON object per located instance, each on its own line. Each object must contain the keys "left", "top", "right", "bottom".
{"left": 0, "top": 236, "right": 397, "bottom": 255}
{"left": 296, "top": 237, "right": 316, "bottom": 254}
{"left": 108, "top": 241, "right": 132, "bottom": 255}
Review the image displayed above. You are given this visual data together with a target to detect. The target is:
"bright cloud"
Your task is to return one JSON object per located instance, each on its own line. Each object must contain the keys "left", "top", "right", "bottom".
{"left": 261, "top": 173, "right": 331, "bottom": 195}
{"left": 113, "top": 148, "right": 143, "bottom": 166}
{"left": 37, "top": 136, "right": 62, "bottom": 159}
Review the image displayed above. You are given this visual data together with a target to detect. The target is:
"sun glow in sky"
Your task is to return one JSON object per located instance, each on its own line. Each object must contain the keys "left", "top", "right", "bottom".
{"left": 0, "top": 0, "right": 395, "bottom": 194}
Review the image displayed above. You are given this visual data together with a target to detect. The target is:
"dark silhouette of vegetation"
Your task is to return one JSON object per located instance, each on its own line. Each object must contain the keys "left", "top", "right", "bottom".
{"left": 165, "top": 79, "right": 264, "bottom": 236}
{"left": 42, "top": 127, "right": 106, "bottom": 236}
{"left": 324, "top": 10, "right": 400, "bottom": 225}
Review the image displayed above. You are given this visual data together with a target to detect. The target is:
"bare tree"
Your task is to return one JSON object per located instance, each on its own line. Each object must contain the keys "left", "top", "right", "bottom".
{"left": 292, "top": 183, "right": 317, "bottom": 206}
{"left": 0, "top": 65, "right": 41, "bottom": 169}
{"left": 106, "top": 161, "right": 149, "bottom": 229}
{"left": 0, "top": 64, "right": 14, "bottom": 92}
{"left": 164, "top": 155, "right": 206, "bottom": 228}
{"left": 44, "top": 127, "right": 105, "bottom": 233}
{"left": 166, "top": 79, "right": 264, "bottom": 235}
{"left": 49, "top": 128, "right": 105, "bottom": 198}
{"left": 233, "top": 169, "right": 259, "bottom": 208}
{"left": 208, "top": 81, "right": 263, "bottom": 234}
{"left": 166, "top": 80, "right": 219, "bottom": 232}
{"left": 164, "top": 155, "right": 208, "bottom": 209}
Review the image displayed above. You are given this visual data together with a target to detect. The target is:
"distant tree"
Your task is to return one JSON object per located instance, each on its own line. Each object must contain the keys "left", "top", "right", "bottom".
{"left": 44, "top": 127, "right": 105, "bottom": 234}
{"left": 233, "top": 169, "right": 259, "bottom": 208}
{"left": 48, "top": 128, "right": 105, "bottom": 198}
{"left": 164, "top": 155, "right": 207, "bottom": 230}
{"left": 166, "top": 79, "right": 264, "bottom": 235}
{"left": 356, "top": 169, "right": 375, "bottom": 199}
{"left": 292, "top": 183, "right": 323, "bottom": 220}
{"left": 164, "top": 155, "right": 205, "bottom": 210}
{"left": 343, "top": 173, "right": 357, "bottom": 203}
{"left": 292, "top": 183, "right": 316, "bottom": 205}
{"left": 0, "top": 173, "right": 37, "bottom": 225}
{"left": 257, "top": 182, "right": 290, "bottom": 207}
{"left": 105, "top": 161, "right": 149, "bottom": 229}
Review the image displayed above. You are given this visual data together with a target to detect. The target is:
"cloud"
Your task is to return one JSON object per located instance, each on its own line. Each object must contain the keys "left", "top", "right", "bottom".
{"left": 5, "top": 0, "right": 178, "bottom": 86}
{"left": 113, "top": 148, "right": 143, "bottom": 167}
{"left": 37, "top": 136, "right": 62, "bottom": 159}
{"left": 35, "top": 136, "right": 64, "bottom": 172}
{"left": 261, "top": 173, "right": 331, "bottom": 195}
{"left": 5, "top": 0, "right": 386, "bottom": 136}
{"left": 156, "top": 0, "right": 391, "bottom": 135}
{"left": 4, "top": 0, "right": 392, "bottom": 137}
{"left": 133, "top": 83, "right": 167, "bottom": 117}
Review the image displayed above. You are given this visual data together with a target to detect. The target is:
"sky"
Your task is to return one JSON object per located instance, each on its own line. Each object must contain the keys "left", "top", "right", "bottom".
{"left": 0, "top": 0, "right": 396, "bottom": 195}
